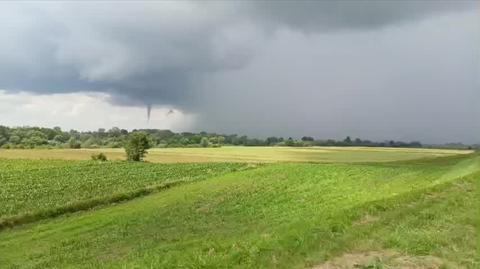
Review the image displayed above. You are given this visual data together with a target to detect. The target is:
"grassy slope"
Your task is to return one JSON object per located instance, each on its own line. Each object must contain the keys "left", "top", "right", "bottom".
{"left": 0, "top": 154, "right": 477, "bottom": 268}
{"left": 307, "top": 174, "right": 478, "bottom": 269}
{"left": 0, "top": 146, "right": 471, "bottom": 163}
{"left": 0, "top": 160, "right": 248, "bottom": 225}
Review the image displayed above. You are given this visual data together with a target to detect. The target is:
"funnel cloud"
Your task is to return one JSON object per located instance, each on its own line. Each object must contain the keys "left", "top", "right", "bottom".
{"left": 0, "top": 1, "right": 478, "bottom": 143}
{"left": 147, "top": 104, "right": 152, "bottom": 123}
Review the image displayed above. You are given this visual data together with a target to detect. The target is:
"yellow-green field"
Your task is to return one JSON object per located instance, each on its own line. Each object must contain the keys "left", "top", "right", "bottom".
{"left": 0, "top": 146, "right": 472, "bottom": 163}
{"left": 0, "top": 152, "right": 479, "bottom": 268}
{"left": 0, "top": 147, "right": 478, "bottom": 268}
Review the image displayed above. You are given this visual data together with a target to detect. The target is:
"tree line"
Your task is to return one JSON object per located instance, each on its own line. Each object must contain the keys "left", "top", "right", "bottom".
{"left": 0, "top": 125, "right": 476, "bottom": 150}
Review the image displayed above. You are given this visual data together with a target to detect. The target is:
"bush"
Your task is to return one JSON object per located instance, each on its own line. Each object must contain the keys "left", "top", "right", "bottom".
{"left": 125, "top": 132, "right": 151, "bottom": 161}
{"left": 91, "top": 153, "right": 108, "bottom": 162}
{"left": 1, "top": 143, "right": 12, "bottom": 149}
{"left": 68, "top": 137, "right": 81, "bottom": 149}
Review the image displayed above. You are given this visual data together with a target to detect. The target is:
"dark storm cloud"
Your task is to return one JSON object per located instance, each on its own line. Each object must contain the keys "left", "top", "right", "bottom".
{"left": 0, "top": 1, "right": 478, "bottom": 143}
{"left": 245, "top": 1, "right": 475, "bottom": 31}
{"left": 194, "top": 9, "right": 480, "bottom": 144}
{"left": 0, "top": 1, "right": 474, "bottom": 103}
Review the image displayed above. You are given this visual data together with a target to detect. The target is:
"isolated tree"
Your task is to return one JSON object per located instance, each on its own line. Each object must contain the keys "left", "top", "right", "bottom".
{"left": 125, "top": 132, "right": 151, "bottom": 161}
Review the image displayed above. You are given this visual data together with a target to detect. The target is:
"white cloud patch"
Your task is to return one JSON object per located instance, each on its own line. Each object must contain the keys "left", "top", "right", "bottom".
{"left": 0, "top": 91, "right": 195, "bottom": 131}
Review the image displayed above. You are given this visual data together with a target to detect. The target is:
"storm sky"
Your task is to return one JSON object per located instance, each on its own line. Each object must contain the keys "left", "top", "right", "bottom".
{"left": 0, "top": 1, "right": 478, "bottom": 143}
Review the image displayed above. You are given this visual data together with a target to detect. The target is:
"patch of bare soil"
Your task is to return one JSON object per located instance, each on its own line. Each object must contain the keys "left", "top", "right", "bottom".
{"left": 313, "top": 250, "right": 459, "bottom": 269}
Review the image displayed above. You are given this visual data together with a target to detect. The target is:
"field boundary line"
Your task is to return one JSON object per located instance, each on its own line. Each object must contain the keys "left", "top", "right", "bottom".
{"left": 0, "top": 179, "right": 191, "bottom": 231}
{"left": 0, "top": 163, "right": 264, "bottom": 231}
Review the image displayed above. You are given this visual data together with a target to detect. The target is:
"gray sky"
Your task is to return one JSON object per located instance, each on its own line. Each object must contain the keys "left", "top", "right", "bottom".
{"left": 0, "top": 1, "right": 478, "bottom": 143}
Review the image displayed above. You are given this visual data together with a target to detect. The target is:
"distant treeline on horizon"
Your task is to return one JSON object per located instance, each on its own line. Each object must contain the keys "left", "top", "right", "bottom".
{"left": 0, "top": 126, "right": 477, "bottom": 150}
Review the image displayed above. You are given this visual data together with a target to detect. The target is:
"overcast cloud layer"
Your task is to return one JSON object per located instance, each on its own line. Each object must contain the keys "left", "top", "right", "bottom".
{"left": 0, "top": 1, "right": 478, "bottom": 143}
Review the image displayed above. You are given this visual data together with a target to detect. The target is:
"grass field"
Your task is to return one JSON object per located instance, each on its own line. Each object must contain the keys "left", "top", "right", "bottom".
{"left": 0, "top": 146, "right": 472, "bottom": 163}
{"left": 0, "top": 160, "right": 248, "bottom": 227}
{"left": 0, "top": 148, "right": 478, "bottom": 268}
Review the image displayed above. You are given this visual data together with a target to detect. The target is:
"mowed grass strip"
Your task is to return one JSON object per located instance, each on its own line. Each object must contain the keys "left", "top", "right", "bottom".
{"left": 0, "top": 159, "right": 249, "bottom": 227}
{"left": 0, "top": 146, "right": 471, "bottom": 163}
{"left": 0, "top": 154, "right": 477, "bottom": 268}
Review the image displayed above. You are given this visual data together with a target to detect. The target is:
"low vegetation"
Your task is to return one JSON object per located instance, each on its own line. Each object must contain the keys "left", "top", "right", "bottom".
{"left": 0, "top": 152, "right": 477, "bottom": 268}
{"left": 90, "top": 152, "right": 107, "bottom": 161}
{"left": 0, "top": 160, "right": 247, "bottom": 228}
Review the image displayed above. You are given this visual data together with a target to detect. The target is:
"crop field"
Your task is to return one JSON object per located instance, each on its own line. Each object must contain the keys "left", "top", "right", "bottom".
{"left": 0, "top": 146, "right": 471, "bottom": 163}
{"left": 0, "top": 160, "right": 248, "bottom": 228}
{"left": 0, "top": 149, "right": 478, "bottom": 268}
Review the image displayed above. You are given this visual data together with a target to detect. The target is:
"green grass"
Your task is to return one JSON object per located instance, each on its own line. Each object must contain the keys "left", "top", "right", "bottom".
{"left": 315, "top": 173, "right": 478, "bottom": 268}
{"left": 0, "top": 146, "right": 471, "bottom": 163}
{"left": 0, "top": 153, "right": 477, "bottom": 268}
{"left": 0, "top": 159, "right": 248, "bottom": 227}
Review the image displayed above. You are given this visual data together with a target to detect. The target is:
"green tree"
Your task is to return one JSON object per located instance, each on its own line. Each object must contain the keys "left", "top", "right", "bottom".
{"left": 68, "top": 137, "right": 81, "bottom": 149}
{"left": 28, "top": 131, "right": 48, "bottom": 146}
{"left": 200, "top": 137, "right": 209, "bottom": 148}
{"left": 82, "top": 137, "right": 98, "bottom": 148}
{"left": 217, "top": 136, "right": 225, "bottom": 146}
{"left": 9, "top": 135, "right": 21, "bottom": 145}
{"left": 0, "top": 135, "right": 6, "bottom": 146}
{"left": 285, "top": 137, "right": 295, "bottom": 146}
{"left": 125, "top": 132, "right": 151, "bottom": 161}
{"left": 53, "top": 135, "right": 66, "bottom": 143}
{"left": 266, "top": 137, "right": 278, "bottom": 145}
{"left": 108, "top": 127, "right": 121, "bottom": 137}
{"left": 301, "top": 136, "right": 314, "bottom": 141}
{"left": 208, "top": 136, "right": 217, "bottom": 144}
